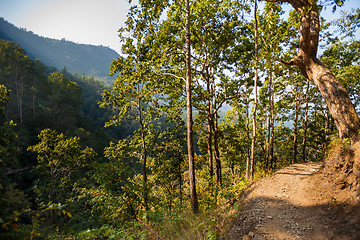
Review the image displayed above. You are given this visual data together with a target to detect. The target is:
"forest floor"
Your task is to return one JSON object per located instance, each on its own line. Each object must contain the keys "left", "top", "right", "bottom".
{"left": 226, "top": 161, "right": 360, "bottom": 240}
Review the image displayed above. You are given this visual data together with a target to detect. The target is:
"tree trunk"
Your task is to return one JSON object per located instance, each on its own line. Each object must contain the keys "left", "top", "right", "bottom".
{"left": 50, "top": 165, "right": 57, "bottom": 226}
{"left": 15, "top": 69, "right": 24, "bottom": 124}
{"left": 213, "top": 112, "right": 222, "bottom": 186}
{"left": 267, "top": 0, "right": 360, "bottom": 140}
{"left": 207, "top": 85, "right": 214, "bottom": 181}
{"left": 210, "top": 79, "right": 222, "bottom": 186}
{"left": 185, "top": 0, "right": 199, "bottom": 214}
{"left": 269, "top": 71, "right": 275, "bottom": 169}
{"left": 293, "top": 89, "right": 299, "bottom": 164}
{"left": 178, "top": 155, "right": 183, "bottom": 207}
{"left": 140, "top": 128, "right": 148, "bottom": 212}
{"left": 250, "top": 0, "right": 259, "bottom": 181}
{"left": 207, "top": 118, "right": 214, "bottom": 180}
{"left": 302, "top": 80, "right": 310, "bottom": 162}
{"left": 265, "top": 110, "right": 269, "bottom": 170}
{"left": 266, "top": 88, "right": 271, "bottom": 170}
{"left": 306, "top": 58, "right": 360, "bottom": 140}
{"left": 245, "top": 102, "right": 250, "bottom": 180}
{"left": 137, "top": 92, "right": 148, "bottom": 213}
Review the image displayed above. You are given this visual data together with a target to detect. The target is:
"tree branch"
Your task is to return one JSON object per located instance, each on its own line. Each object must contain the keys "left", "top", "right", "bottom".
{"left": 158, "top": 72, "right": 186, "bottom": 83}
{"left": 280, "top": 56, "right": 301, "bottom": 66}
{"left": 5, "top": 166, "right": 31, "bottom": 175}
{"left": 214, "top": 93, "right": 242, "bottom": 113}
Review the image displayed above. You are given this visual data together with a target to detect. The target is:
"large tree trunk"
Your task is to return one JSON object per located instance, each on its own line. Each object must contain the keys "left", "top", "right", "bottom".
{"left": 267, "top": 0, "right": 360, "bottom": 140}
{"left": 305, "top": 59, "right": 360, "bottom": 140}
{"left": 185, "top": 0, "right": 199, "bottom": 214}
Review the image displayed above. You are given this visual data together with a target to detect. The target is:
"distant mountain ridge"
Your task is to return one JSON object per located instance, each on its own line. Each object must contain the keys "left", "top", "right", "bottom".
{"left": 0, "top": 18, "right": 119, "bottom": 81}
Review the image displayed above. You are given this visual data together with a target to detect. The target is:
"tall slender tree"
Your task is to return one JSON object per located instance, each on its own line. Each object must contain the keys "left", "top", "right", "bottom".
{"left": 302, "top": 80, "right": 310, "bottom": 162}
{"left": 185, "top": 0, "right": 199, "bottom": 214}
{"left": 293, "top": 85, "right": 299, "bottom": 164}
{"left": 250, "top": 0, "right": 259, "bottom": 180}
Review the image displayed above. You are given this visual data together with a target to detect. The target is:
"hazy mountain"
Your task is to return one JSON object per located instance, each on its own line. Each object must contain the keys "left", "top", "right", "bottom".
{"left": 0, "top": 18, "right": 119, "bottom": 81}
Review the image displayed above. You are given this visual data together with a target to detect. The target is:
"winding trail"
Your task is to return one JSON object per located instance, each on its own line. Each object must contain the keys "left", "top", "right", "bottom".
{"left": 227, "top": 162, "right": 359, "bottom": 240}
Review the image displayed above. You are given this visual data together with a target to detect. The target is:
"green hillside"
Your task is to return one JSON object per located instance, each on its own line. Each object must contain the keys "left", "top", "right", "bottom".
{"left": 0, "top": 18, "right": 118, "bottom": 81}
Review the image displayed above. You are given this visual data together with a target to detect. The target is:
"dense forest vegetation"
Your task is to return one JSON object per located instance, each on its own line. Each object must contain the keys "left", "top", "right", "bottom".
{"left": 1, "top": 0, "right": 360, "bottom": 239}
{"left": 0, "top": 18, "right": 118, "bottom": 83}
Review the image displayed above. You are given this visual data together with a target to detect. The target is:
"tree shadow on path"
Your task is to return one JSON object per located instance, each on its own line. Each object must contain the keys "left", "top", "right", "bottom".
{"left": 227, "top": 196, "right": 360, "bottom": 240}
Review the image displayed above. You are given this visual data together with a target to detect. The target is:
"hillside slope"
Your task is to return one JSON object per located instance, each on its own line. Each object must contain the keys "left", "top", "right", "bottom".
{"left": 227, "top": 162, "right": 360, "bottom": 240}
{"left": 0, "top": 18, "right": 118, "bottom": 80}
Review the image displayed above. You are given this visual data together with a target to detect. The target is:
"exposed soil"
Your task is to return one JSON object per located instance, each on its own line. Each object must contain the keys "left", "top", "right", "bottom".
{"left": 226, "top": 161, "right": 360, "bottom": 240}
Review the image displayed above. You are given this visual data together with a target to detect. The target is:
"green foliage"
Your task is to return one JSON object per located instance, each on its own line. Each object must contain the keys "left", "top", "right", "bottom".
{"left": 75, "top": 225, "right": 130, "bottom": 240}
{"left": 0, "top": 121, "right": 19, "bottom": 170}
{"left": 335, "top": 8, "right": 360, "bottom": 38}
{"left": 28, "top": 129, "right": 96, "bottom": 204}
{"left": 26, "top": 129, "right": 96, "bottom": 233}
{"left": 0, "top": 84, "right": 9, "bottom": 106}
{"left": 44, "top": 72, "right": 83, "bottom": 131}
{"left": 218, "top": 107, "right": 251, "bottom": 174}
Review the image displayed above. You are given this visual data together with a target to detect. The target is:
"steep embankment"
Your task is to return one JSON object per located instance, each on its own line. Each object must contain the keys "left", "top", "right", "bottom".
{"left": 227, "top": 161, "right": 360, "bottom": 240}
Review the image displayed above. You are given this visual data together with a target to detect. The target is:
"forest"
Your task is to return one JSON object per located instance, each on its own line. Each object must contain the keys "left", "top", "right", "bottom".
{"left": 1, "top": 0, "right": 360, "bottom": 239}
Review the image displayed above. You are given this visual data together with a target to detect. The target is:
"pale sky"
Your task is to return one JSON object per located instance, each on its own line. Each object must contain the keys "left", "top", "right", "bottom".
{"left": 0, "top": 0, "right": 359, "bottom": 55}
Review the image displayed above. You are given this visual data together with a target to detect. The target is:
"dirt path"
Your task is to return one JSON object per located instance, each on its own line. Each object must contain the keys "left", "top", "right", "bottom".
{"left": 227, "top": 162, "right": 360, "bottom": 240}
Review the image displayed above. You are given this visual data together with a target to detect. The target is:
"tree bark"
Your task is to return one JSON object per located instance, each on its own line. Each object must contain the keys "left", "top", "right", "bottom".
{"left": 245, "top": 102, "right": 250, "bottom": 180}
{"left": 269, "top": 71, "right": 275, "bottom": 169}
{"left": 302, "top": 80, "right": 310, "bottom": 162}
{"left": 137, "top": 89, "right": 148, "bottom": 213}
{"left": 293, "top": 88, "right": 299, "bottom": 164}
{"left": 250, "top": 0, "right": 259, "bottom": 181}
{"left": 210, "top": 78, "right": 222, "bottom": 186}
{"left": 265, "top": 109, "right": 269, "bottom": 170}
{"left": 178, "top": 155, "right": 183, "bottom": 207}
{"left": 185, "top": 0, "right": 199, "bottom": 214}
{"left": 207, "top": 116, "right": 214, "bottom": 178}
{"left": 267, "top": 0, "right": 360, "bottom": 140}
{"left": 207, "top": 84, "right": 214, "bottom": 181}
{"left": 213, "top": 112, "right": 222, "bottom": 186}
{"left": 306, "top": 59, "right": 360, "bottom": 140}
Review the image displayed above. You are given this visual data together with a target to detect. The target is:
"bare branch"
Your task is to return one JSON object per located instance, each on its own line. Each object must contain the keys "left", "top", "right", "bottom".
{"left": 157, "top": 72, "right": 186, "bottom": 83}
{"left": 5, "top": 166, "right": 31, "bottom": 175}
